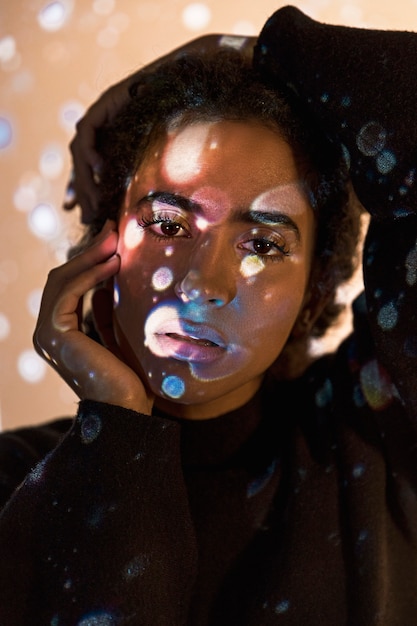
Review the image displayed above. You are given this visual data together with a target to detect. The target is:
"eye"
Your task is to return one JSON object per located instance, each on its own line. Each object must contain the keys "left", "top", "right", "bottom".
{"left": 240, "top": 230, "right": 291, "bottom": 262}
{"left": 136, "top": 194, "right": 192, "bottom": 240}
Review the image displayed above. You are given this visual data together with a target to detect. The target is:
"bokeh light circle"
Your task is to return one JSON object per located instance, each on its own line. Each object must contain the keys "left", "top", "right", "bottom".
{"left": 182, "top": 3, "right": 211, "bottom": 30}
{"left": 18, "top": 350, "right": 47, "bottom": 383}
{"left": 28, "top": 203, "right": 60, "bottom": 240}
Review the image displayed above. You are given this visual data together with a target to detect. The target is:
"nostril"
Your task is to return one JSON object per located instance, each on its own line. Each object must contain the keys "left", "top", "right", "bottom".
{"left": 208, "top": 297, "right": 225, "bottom": 307}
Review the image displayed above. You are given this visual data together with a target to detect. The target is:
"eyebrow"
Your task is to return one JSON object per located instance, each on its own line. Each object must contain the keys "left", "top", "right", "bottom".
{"left": 144, "top": 191, "right": 301, "bottom": 240}
{"left": 233, "top": 209, "right": 301, "bottom": 241}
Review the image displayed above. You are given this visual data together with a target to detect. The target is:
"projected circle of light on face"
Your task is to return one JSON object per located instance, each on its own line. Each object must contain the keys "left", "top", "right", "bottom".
{"left": 240, "top": 255, "right": 264, "bottom": 279}
{"left": 124, "top": 217, "right": 145, "bottom": 250}
{"left": 162, "top": 375, "right": 185, "bottom": 399}
{"left": 142, "top": 303, "right": 244, "bottom": 387}
{"left": 152, "top": 267, "right": 173, "bottom": 291}
{"left": 164, "top": 124, "right": 210, "bottom": 181}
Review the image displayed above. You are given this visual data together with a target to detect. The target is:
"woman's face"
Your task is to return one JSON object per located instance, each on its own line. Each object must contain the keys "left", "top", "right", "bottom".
{"left": 113, "top": 119, "right": 316, "bottom": 419}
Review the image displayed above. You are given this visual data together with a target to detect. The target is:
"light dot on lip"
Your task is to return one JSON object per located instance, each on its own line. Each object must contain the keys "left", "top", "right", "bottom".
{"left": 182, "top": 2, "right": 211, "bottom": 31}
{"left": 18, "top": 349, "right": 47, "bottom": 383}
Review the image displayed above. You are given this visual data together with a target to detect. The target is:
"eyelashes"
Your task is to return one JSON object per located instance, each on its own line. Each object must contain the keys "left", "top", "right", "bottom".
{"left": 135, "top": 194, "right": 295, "bottom": 262}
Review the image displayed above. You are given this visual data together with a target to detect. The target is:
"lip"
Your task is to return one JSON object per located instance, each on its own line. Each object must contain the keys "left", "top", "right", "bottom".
{"left": 153, "top": 320, "right": 227, "bottom": 363}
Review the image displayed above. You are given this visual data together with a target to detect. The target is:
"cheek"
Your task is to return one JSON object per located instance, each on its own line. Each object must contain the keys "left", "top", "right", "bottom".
{"left": 114, "top": 247, "right": 180, "bottom": 331}
{"left": 245, "top": 279, "right": 307, "bottom": 352}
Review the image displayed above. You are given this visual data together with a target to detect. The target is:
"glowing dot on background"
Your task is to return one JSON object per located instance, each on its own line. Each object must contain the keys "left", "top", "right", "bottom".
{"left": 18, "top": 350, "right": 47, "bottom": 383}
{"left": 27, "top": 289, "right": 43, "bottom": 318}
{"left": 0, "top": 260, "right": 19, "bottom": 290}
{"left": 0, "top": 117, "right": 13, "bottom": 150}
{"left": 13, "top": 183, "right": 37, "bottom": 212}
{"left": 182, "top": 3, "right": 211, "bottom": 30}
{"left": 93, "top": 0, "right": 115, "bottom": 16}
{"left": 137, "top": 2, "right": 161, "bottom": 21}
{"left": 0, "top": 36, "right": 16, "bottom": 64}
{"left": 109, "top": 12, "right": 130, "bottom": 31}
{"left": 28, "top": 203, "right": 60, "bottom": 240}
{"left": 38, "top": 0, "right": 74, "bottom": 32}
{"left": 59, "top": 100, "right": 85, "bottom": 133}
{"left": 97, "top": 26, "right": 119, "bottom": 48}
{"left": 231, "top": 20, "right": 257, "bottom": 35}
{"left": 0, "top": 313, "right": 11, "bottom": 341}
{"left": 39, "top": 144, "right": 65, "bottom": 179}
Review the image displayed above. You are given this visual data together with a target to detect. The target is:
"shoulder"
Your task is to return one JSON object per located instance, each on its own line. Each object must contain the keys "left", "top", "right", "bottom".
{"left": 0, "top": 417, "right": 73, "bottom": 508}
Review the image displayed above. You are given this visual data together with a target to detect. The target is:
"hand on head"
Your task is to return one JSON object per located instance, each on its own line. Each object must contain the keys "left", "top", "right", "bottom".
{"left": 33, "top": 219, "right": 154, "bottom": 415}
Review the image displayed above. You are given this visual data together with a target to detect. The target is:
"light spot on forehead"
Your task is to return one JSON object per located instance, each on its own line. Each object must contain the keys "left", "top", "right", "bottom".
{"left": 163, "top": 123, "right": 211, "bottom": 183}
{"left": 252, "top": 182, "right": 310, "bottom": 216}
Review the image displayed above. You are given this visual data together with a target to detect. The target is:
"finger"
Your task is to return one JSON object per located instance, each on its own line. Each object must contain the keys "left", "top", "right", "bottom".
{"left": 91, "top": 286, "right": 122, "bottom": 357}
{"left": 51, "top": 254, "right": 119, "bottom": 334}
{"left": 35, "top": 228, "right": 118, "bottom": 337}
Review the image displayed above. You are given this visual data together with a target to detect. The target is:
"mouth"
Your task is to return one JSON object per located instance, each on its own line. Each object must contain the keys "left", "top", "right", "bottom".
{"left": 152, "top": 322, "right": 227, "bottom": 363}
{"left": 165, "top": 332, "right": 219, "bottom": 348}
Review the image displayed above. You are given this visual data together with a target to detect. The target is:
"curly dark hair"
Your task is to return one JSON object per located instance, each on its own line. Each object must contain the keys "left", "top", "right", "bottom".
{"left": 79, "top": 47, "right": 363, "bottom": 378}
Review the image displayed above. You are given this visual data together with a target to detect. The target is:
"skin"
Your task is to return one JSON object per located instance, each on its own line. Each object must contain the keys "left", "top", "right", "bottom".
{"left": 34, "top": 119, "right": 316, "bottom": 421}
{"left": 66, "top": 34, "right": 256, "bottom": 221}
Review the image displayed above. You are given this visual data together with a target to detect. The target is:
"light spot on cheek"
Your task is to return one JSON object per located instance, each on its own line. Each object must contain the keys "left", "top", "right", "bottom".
{"left": 162, "top": 375, "right": 185, "bottom": 398}
{"left": 151, "top": 266, "right": 173, "bottom": 291}
{"left": 124, "top": 217, "right": 144, "bottom": 250}
{"left": 144, "top": 305, "right": 180, "bottom": 356}
{"left": 196, "top": 216, "right": 209, "bottom": 231}
{"left": 240, "top": 256, "right": 264, "bottom": 278}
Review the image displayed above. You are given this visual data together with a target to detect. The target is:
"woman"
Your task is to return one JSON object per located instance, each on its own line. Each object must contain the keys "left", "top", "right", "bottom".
{"left": 1, "top": 7, "right": 417, "bottom": 625}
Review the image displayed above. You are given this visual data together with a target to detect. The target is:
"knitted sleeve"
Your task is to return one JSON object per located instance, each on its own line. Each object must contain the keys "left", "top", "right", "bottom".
{"left": 254, "top": 5, "right": 417, "bottom": 219}
{"left": 0, "top": 400, "right": 197, "bottom": 625}
{"left": 254, "top": 6, "right": 417, "bottom": 417}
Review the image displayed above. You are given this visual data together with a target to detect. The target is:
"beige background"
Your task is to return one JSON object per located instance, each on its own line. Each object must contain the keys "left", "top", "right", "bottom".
{"left": 1, "top": 0, "right": 417, "bottom": 431}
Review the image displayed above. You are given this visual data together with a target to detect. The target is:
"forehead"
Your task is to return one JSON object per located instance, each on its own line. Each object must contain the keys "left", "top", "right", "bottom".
{"left": 136, "top": 119, "right": 306, "bottom": 197}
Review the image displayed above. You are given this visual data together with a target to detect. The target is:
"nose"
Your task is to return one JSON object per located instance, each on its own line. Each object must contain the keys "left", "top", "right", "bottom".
{"left": 175, "top": 238, "right": 236, "bottom": 307}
